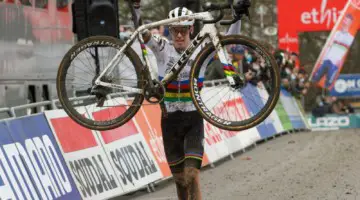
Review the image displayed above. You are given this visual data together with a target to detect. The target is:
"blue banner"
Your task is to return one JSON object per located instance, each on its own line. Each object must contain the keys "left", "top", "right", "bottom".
{"left": 280, "top": 89, "right": 306, "bottom": 129}
{"left": 330, "top": 74, "right": 360, "bottom": 97}
{"left": 0, "top": 121, "right": 20, "bottom": 199}
{"left": 0, "top": 114, "right": 81, "bottom": 200}
{"left": 242, "top": 84, "right": 277, "bottom": 139}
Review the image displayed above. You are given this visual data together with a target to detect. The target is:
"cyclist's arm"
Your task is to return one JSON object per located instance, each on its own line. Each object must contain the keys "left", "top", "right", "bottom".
{"left": 143, "top": 31, "right": 169, "bottom": 59}
{"left": 226, "top": 20, "right": 241, "bottom": 35}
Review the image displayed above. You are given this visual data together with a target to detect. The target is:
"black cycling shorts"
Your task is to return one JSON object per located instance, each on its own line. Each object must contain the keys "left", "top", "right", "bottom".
{"left": 161, "top": 110, "right": 204, "bottom": 173}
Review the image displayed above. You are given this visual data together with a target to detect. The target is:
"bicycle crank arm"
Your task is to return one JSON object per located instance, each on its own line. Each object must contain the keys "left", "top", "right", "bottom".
{"left": 96, "top": 81, "right": 143, "bottom": 94}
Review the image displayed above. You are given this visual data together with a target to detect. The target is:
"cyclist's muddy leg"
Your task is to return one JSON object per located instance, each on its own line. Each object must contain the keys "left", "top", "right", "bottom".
{"left": 184, "top": 167, "right": 202, "bottom": 200}
{"left": 173, "top": 172, "right": 188, "bottom": 200}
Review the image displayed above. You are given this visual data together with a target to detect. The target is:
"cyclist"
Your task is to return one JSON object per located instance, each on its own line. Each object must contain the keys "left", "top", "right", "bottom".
{"left": 311, "top": 13, "right": 355, "bottom": 88}
{"left": 133, "top": 1, "right": 250, "bottom": 199}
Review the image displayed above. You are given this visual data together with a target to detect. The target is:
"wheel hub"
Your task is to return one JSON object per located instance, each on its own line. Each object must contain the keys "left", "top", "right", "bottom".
{"left": 90, "top": 76, "right": 113, "bottom": 107}
{"left": 230, "top": 74, "right": 247, "bottom": 90}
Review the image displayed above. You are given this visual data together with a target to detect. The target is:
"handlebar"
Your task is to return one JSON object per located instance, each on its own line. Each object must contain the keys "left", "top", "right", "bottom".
{"left": 202, "top": 2, "right": 249, "bottom": 25}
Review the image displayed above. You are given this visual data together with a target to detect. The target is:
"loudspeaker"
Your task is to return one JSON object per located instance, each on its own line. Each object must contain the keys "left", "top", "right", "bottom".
{"left": 72, "top": 0, "right": 119, "bottom": 41}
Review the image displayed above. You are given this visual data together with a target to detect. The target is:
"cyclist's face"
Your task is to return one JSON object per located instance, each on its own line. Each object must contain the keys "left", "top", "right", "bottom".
{"left": 341, "top": 16, "right": 353, "bottom": 32}
{"left": 169, "top": 26, "right": 192, "bottom": 51}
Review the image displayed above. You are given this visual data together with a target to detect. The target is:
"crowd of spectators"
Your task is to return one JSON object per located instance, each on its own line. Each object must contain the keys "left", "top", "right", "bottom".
{"left": 273, "top": 50, "right": 311, "bottom": 98}
{"left": 311, "top": 96, "right": 355, "bottom": 117}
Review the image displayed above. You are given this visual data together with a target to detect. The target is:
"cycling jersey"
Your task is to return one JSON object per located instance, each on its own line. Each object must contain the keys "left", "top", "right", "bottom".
{"left": 146, "top": 34, "right": 203, "bottom": 113}
{"left": 145, "top": 21, "right": 241, "bottom": 113}
{"left": 325, "top": 30, "right": 354, "bottom": 64}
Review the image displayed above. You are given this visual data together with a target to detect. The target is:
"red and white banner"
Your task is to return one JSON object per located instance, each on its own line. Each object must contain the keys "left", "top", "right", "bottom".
{"left": 277, "top": 0, "right": 351, "bottom": 53}
{"left": 45, "top": 99, "right": 163, "bottom": 199}
{"left": 133, "top": 102, "right": 211, "bottom": 179}
{"left": 310, "top": 0, "right": 360, "bottom": 89}
{"left": 91, "top": 105, "right": 163, "bottom": 193}
{"left": 45, "top": 110, "right": 124, "bottom": 200}
{"left": 201, "top": 88, "right": 261, "bottom": 163}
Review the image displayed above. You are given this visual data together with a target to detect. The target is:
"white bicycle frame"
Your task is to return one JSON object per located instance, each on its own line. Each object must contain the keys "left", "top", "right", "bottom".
{"left": 94, "top": 10, "right": 237, "bottom": 94}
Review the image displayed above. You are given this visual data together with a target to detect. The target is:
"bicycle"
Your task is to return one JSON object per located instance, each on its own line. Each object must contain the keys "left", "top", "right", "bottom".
{"left": 56, "top": 2, "right": 280, "bottom": 131}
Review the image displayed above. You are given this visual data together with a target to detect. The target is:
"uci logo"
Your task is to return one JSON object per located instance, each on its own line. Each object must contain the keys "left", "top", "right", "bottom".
{"left": 334, "top": 79, "right": 347, "bottom": 93}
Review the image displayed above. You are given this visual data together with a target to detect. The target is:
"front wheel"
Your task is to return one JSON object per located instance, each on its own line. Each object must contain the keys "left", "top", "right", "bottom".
{"left": 190, "top": 35, "right": 280, "bottom": 131}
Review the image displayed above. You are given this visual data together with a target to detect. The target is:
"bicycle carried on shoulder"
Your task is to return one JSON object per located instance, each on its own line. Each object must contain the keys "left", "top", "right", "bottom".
{"left": 56, "top": 2, "right": 280, "bottom": 131}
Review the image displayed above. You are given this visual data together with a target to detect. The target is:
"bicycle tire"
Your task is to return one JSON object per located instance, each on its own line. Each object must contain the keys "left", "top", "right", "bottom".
{"left": 189, "top": 35, "right": 280, "bottom": 131}
{"left": 57, "top": 36, "right": 145, "bottom": 131}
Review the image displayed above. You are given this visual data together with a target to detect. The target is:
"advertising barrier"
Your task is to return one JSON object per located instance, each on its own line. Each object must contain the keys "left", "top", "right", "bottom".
{"left": 307, "top": 114, "right": 360, "bottom": 130}
{"left": 91, "top": 107, "right": 163, "bottom": 193}
{"left": 0, "top": 114, "right": 81, "bottom": 200}
{"left": 330, "top": 74, "right": 360, "bottom": 97}
{"left": 200, "top": 87, "right": 261, "bottom": 163}
{"left": 241, "top": 84, "right": 277, "bottom": 139}
{"left": 279, "top": 89, "right": 307, "bottom": 129}
{"left": 0, "top": 85, "right": 311, "bottom": 199}
{"left": 46, "top": 110, "right": 124, "bottom": 200}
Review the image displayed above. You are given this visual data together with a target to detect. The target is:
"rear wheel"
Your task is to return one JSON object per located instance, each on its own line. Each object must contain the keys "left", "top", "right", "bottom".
{"left": 190, "top": 35, "right": 280, "bottom": 131}
{"left": 57, "top": 36, "right": 145, "bottom": 130}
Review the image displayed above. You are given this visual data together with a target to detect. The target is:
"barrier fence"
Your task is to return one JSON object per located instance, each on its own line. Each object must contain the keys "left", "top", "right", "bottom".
{"left": 0, "top": 88, "right": 310, "bottom": 200}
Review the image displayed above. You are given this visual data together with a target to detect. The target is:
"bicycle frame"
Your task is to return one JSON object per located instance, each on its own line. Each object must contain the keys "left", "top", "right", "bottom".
{"left": 94, "top": 10, "right": 236, "bottom": 94}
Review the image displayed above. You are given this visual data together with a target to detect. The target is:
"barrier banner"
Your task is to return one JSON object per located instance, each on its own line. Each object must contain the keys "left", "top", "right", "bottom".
{"left": 132, "top": 105, "right": 172, "bottom": 178}
{"left": 274, "top": 101, "right": 293, "bottom": 131}
{"left": 307, "top": 114, "right": 360, "bottom": 130}
{"left": 0, "top": 122, "right": 17, "bottom": 200}
{"left": 310, "top": 0, "right": 360, "bottom": 89}
{"left": 91, "top": 106, "right": 163, "bottom": 193}
{"left": 132, "top": 104, "right": 210, "bottom": 178}
{"left": 294, "top": 98, "right": 311, "bottom": 130}
{"left": 280, "top": 89, "right": 307, "bottom": 129}
{"left": 329, "top": 74, "right": 360, "bottom": 97}
{"left": 202, "top": 87, "right": 261, "bottom": 163}
{"left": 255, "top": 85, "right": 285, "bottom": 134}
{"left": 0, "top": 114, "right": 81, "bottom": 200}
{"left": 45, "top": 110, "right": 124, "bottom": 200}
{"left": 241, "top": 84, "right": 277, "bottom": 139}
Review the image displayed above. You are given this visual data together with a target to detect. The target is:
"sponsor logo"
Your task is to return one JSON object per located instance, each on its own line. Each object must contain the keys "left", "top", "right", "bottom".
{"left": 68, "top": 154, "right": 118, "bottom": 198}
{"left": 193, "top": 78, "right": 232, "bottom": 126}
{"left": 300, "top": 0, "right": 343, "bottom": 28}
{"left": 334, "top": 78, "right": 360, "bottom": 93}
{"left": 308, "top": 116, "right": 350, "bottom": 127}
{"left": 110, "top": 141, "right": 158, "bottom": 186}
{"left": 148, "top": 128, "right": 167, "bottom": 163}
{"left": 279, "top": 33, "right": 299, "bottom": 44}
{"left": 71, "top": 41, "right": 121, "bottom": 60}
{"left": 0, "top": 135, "right": 73, "bottom": 200}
